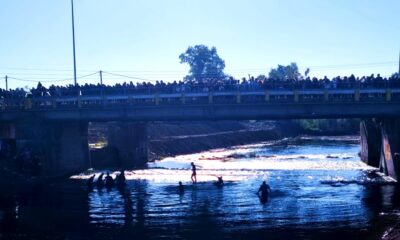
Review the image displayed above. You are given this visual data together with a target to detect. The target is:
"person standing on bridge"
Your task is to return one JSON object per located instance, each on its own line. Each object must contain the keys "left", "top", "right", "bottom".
{"left": 191, "top": 162, "right": 197, "bottom": 184}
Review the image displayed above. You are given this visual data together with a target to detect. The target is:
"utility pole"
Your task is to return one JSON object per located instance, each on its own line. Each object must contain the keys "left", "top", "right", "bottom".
{"left": 71, "top": 0, "right": 77, "bottom": 86}
{"left": 398, "top": 49, "right": 400, "bottom": 74}
{"left": 5, "top": 75, "right": 8, "bottom": 91}
{"left": 99, "top": 70, "right": 103, "bottom": 85}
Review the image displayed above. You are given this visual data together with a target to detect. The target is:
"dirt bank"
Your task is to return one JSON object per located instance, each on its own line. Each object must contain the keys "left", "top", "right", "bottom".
{"left": 147, "top": 121, "right": 296, "bottom": 161}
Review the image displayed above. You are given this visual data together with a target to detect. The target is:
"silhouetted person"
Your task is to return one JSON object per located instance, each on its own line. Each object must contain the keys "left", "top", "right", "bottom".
{"left": 87, "top": 174, "right": 95, "bottom": 189}
{"left": 116, "top": 169, "right": 126, "bottom": 187}
{"left": 191, "top": 162, "right": 197, "bottom": 183}
{"left": 258, "top": 181, "right": 271, "bottom": 203}
{"left": 214, "top": 176, "right": 224, "bottom": 187}
{"left": 178, "top": 181, "right": 184, "bottom": 194}
{"left": 105, "top": 172, "right": 115, "bottom": 188}
{"left": 96, "top": 173, "right": 104, "bottom": 188}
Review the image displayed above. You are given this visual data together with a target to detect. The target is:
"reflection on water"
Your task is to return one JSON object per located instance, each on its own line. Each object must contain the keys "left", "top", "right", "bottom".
{"left": 1, "top": 136, "right": 400, "bottom": 239}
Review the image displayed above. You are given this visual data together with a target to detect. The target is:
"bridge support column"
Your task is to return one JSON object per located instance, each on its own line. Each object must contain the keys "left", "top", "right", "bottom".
{"left": 0, "top": 123, "right": 17, "bottom": 161}
{"left": 15, "top": 122, "right": 89, "bottom": 174}
{"left": 107, "top": 122, "right": 148, "bottom": 168}
{"left": 360, "top": 119, "right": 381, "bottom": 167}
{"left": 379, "top": 119, "right": 400, "bottom": 180}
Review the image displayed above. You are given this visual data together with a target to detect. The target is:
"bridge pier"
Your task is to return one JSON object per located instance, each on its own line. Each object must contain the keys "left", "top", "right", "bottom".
{"left": 106, "top": 122, "right": 148, "bottom": 168}
{"left": 15, "top": 122, "right": 89, "bottom": 174}
{"left": 379, "top": 119, "right": 400, "bottom": 180}
{"left": 361, "top": 119, "right": 400, "bottom": 180}
{"left": 0, "top": 123, "right": 17, "bottom": 161}
{"left": 360, "top": 119, "right": 381, "bottom": 168}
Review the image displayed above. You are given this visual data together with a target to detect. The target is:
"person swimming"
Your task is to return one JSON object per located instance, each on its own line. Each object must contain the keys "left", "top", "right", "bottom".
{"left": 96, "top": 173, "right": 104, "bottom": 188}
{"left": 105, "top": 172, "right": 115, "bottom": 188}
{"left": 116, "top": 169, "right": 126, "bottom": 187}
{"left": 257, "top": 181, "right": 271, "bottom": 203}
{"left": 87, "top": 174, "right": 95, "bottom": 189}
{"left": 178, "top": 181, "right": 184, "bottom": 194}
{"left": 214, "top": 176, "right": 224, "bottom": 187}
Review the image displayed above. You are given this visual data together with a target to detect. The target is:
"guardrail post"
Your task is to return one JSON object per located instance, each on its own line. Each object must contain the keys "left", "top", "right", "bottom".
{"left": 386, "top": 89, "right": 392, "bottom": 102}
{"left": 127, "top": 94, "right": 133, "bottom": 105}
{"left": 24, "top": 98, "right": 32, "bottom": 110}
{"left": 265, "top": 91, "right": 270, "bottom": 102}
{"left": 236, "top": 92, "right": 241, "bottom": 104}
{"left": 181, "top": 93, "right": 185, "bottom": 104}
{"left": 102, "top": 94, "right": 107, "bottom": 106}
{"left": 52, "top": 97, "right": 57, "bottom": 108}
{"left": 78, "top": 95, "right": 82, "bottom": 108}
{"left": 324, "top": 90, "right": 329, "bottom": 101}
{"left": 294, "top": 90, "right": 299, "bottom": 102}
{"left": 208, "top": 92, "right": 213, "bottom": 104}
{"left": 354, "top": 89, "right": 360, "bottom": 102}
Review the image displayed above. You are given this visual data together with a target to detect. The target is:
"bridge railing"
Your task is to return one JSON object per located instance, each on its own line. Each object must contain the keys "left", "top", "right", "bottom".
{"left": 1, "top": 88, "right": 400, "bottom": 111}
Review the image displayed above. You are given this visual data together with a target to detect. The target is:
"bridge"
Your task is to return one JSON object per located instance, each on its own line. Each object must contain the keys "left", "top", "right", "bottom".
{"left": 0, "top": 88, "right": 399, "bottom": 181}
{"left": 1, "top": 88, "right": 400, "bottom": 121}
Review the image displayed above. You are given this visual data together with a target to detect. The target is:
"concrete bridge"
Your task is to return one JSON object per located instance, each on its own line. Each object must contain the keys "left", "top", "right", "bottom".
{"left": 0, "top": 88, "right": 400, "bottom": 180}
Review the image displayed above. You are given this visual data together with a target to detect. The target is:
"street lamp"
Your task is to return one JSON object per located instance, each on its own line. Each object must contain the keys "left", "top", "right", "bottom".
{"left": 71, "top": 0, "right": 77, "bottom": 86}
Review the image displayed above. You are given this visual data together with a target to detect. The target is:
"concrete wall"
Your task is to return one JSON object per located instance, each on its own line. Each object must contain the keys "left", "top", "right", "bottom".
{"left": 106, "top": 122, "right": 148, "bottom": 168}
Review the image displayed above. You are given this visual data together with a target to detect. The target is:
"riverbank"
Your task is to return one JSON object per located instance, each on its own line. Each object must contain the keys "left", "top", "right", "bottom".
{"left": 147, "top": 120, "right": 359, "bottom": 161}
{"left": 148, "top": 121, "right": 287, "bottom": 161}
{"left": 89, "top": 120, "right": 360, "bottom": 167}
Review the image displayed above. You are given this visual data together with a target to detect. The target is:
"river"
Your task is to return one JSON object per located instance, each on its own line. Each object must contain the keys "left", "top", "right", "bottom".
{"left": 1, "top": 136, "right": 399, "bottom": 239}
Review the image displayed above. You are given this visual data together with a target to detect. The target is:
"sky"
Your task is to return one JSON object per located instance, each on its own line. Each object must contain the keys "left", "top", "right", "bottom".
{"left": 0, "top": 0, "right": 399, "bottom": 89}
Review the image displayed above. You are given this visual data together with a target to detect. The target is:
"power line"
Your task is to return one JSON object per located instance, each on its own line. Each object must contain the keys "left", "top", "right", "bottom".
{"left": 7, "top": 72, "right": 98, "bottom": 83}
{"left": 102, "top": 71, "right": 157, "bottom": 82}
{"left": 0, "top": 60, "right": 397, "bottom": 74}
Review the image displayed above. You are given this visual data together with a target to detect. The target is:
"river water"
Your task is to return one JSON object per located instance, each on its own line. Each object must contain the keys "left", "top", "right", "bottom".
{"left": 1, "top": 136, "right": 400, "bottom": 239}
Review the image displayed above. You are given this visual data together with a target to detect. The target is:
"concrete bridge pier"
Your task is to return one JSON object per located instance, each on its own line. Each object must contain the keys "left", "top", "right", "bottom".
{"left": 107, "top": 122, "right": 148, "bottom": 168}
{"left": 0, "top": 123, "right": 17, "bottom": 161}
{"left": 360, "top": 119, "right": 381, "bottom": 168}
{"left": 15, "top": 122, "right": 89, "bottom": 174}
{"left": 361, "top": 118, "right": 400, "bottom": 180}
{"left": 379, "top": 119, "right": 400, "bottom": 180}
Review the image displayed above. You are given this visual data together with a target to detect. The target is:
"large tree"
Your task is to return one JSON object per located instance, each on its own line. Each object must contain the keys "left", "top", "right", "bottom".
{"left": 179, "top": 45, "right": 226, "bottom": 82}
{"left": 268, "top": 62, "right": 301, "bottom": 81}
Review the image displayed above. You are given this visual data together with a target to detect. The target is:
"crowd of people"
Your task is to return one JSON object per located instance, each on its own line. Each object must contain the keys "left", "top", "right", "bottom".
{"left": 1, "top": 73, "right": 400, "bottom": 99}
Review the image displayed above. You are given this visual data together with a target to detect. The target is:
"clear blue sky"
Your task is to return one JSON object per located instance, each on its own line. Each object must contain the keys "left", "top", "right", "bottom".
{"left": 0, "top": 0, "right": 399, "bottom": 89}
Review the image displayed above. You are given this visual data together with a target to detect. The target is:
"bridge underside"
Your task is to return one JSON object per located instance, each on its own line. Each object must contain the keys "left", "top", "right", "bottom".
{"left": 0, "top": 114, "right": 400, "bottom": 178}
{"left": 0, "top": 121, "right": 148, "bottom": 174}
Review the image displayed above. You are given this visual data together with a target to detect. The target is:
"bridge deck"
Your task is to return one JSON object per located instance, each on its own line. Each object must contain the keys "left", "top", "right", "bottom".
{"left": 1, "top": 88, "right": 400, "bottom": 121}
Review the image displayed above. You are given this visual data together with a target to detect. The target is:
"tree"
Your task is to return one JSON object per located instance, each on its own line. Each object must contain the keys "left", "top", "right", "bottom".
{"left": 268, "top": 62, "right": 301, "bottom": 81}
{"left": 179, "top": 45, "right": 226, "bottom": 82}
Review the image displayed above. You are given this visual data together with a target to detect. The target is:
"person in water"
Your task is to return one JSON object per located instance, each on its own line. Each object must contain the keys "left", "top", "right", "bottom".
{"left": 116, "top": 170, "right": 126, "bottom": 187}
{"left": 191, "top": 162, "right": 197, "bottom": 184}
{"left": 96, "top": 173, "right": 104, "bottom": 188}
{"left": 258, "top": 181, "right": 271, "bottom": 200}
{"left": 178, "top": 181, "right": 184, "bottom": 194}
{"left": 87, "top": 174, "right": 95, "bottom": 189}
{"left": 105, "top": 172, "right": 115, "bottom": 188}
{"left": 214, "top": 176, "right": 224, "bottom": 187}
